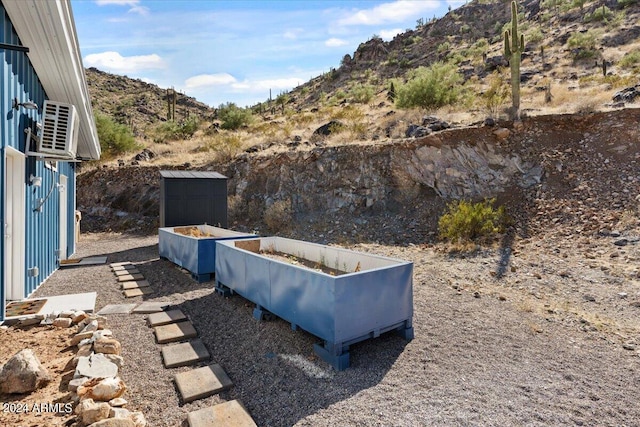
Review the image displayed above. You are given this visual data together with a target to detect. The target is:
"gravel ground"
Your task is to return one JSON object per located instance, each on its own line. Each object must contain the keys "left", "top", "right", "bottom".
{"left": 30, "top": 231, "right": 640, "bottom": 427}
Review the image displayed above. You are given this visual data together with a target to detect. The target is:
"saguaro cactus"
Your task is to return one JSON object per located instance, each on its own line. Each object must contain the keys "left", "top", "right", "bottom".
{"left": 504, "top": 0, "right": 524, "bottom": 120}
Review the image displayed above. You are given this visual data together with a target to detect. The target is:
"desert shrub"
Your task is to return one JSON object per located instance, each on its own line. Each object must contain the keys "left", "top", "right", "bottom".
{"left": 153, "top": 117, "right": 199, "bottom": 143}
{"left": 438, "top": 199, "right": 507, "bottom": 242}
{"left": 436, "top": 41, "right": 451, "bottom": 54}
{"left": 567, "top": 31, "right": 598, "bottom": 60}
{"left": 395, "top": 62, "right": 463, "bottom": 111}
{"left": 619, "top": 50, "right": 640, "bottom": 69}
{"left": 217, "top": 102, "right": 253, "bottom": 130}
{"left": 527, "top": 28, "right": 544, "bottom": 45}
{"left": 264, "top": 200, "right": 292, "bottom": 232}
{"left": 585, "top": 5, "right": 612, "bottom": 22}
{"left": 350, "top": 83, "right": 375, "bottom": 104}
{"left": 618, "top": 0, "right": 637, "bottom": 7}
{"left": 203, "top": 132, "right": 243, "bottom": 163}
{"left": 95, "top": 113, "right": 139, "bottom": 158}
{"left": 484, "top": 71, "right": 510, "bottom": 118}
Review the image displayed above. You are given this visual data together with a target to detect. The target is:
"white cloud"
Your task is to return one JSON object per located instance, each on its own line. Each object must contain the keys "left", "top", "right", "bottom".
{"left": 84, "top": 51, "right": 164, "bottom": 72}
{"left": 338, "top": 0, "right": 439, "bottom": 26}
{"left": 95, "top": 0, "right": 139, "bottom": 6}
{"left": 325, "top": 38, "right": 348, "bottom": 47}
{"left": 185, "top": 73, "right": 237, "bottom": 89}
{"left": 283, "top": 28, "right": 303, "bottom": 40}
{"left": 231, "top": 77, "right": 302, "bottom": 93}
{"left": 379, "top": 28, "right": 403, "bottom": 40}
{"left": 95, "top": 0, "right": 148, "bottom": 16}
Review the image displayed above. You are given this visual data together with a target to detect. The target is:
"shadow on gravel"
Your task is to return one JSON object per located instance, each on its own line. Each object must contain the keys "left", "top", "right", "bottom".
{"left": 174, "top": 291, "right": 407, "bottom": 426}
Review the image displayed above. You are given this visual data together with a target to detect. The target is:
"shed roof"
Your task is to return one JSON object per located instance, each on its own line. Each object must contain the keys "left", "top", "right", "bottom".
{"left": 160, "top": 170, "right": 227, "bottom": 179}
{"left": 3, "top": 0, "right": 101, "bottom": 160}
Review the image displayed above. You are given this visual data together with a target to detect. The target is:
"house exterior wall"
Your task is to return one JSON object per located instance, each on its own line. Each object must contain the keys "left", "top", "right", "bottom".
{"left": 0, "top": 3, "right": 78, "bottom": 318}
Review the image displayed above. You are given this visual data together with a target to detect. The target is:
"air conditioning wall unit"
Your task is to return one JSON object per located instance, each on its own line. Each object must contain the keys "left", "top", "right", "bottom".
{"left": 37, "top": 100, "right": 79, "bottom": 159}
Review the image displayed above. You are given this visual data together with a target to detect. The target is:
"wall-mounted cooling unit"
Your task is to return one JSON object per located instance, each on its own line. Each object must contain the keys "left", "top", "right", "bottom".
{"left": 36, "top": 100, "right": 79, "bottom": 159}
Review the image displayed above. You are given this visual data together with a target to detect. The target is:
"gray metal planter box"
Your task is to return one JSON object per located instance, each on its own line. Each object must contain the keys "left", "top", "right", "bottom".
{"left": 215, "top": 237, "right": 414, "bottom": 370}
{"left": 158, "top": 225, "right": 257, "bottom": 282}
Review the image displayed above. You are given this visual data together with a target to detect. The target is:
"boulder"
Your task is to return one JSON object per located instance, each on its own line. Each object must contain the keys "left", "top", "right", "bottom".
{"left": 613, "top": 85, "right": 640, "bottom": 104}
{"left": 405, "top": 124, "right": 430, "bottom": 138}
{"left": 313, "top": 120, "right": 343, "bottom": 136}
{"left": 0, "top": 349, "right": 51, "bottom": 394}
{"left": 72, "top": 310, "right": 89, "bottom": 324}
{"left": 78, "top": 377, "right": 126, "bottom": 401}
{"left": 75, "top": 398, "right": 110, "bottom": 426}
{"left": 109, "top": 397, "right": 128, "bottom": 407}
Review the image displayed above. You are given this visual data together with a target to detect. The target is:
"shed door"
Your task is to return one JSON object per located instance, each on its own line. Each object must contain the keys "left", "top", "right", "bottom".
{"left": 5, "top": 148, "right": 26, "bottom": 301}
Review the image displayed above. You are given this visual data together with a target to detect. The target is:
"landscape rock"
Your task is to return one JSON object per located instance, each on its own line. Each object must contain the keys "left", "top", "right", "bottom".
{"left": 109, "top": 407, "right": 133, "bottom": 420}
{"left": 53, "top": 317, "right": 73, "bottom": 328}
{"left": 75, "top": 353, "right": 119, "bottom": 379}
{"left": 109, "top": 397, "right": 128, "bottom": 407}
{"left": 94, "top": 338, "right": 121, "bottom": 355}
{"left": 78, "top": 377, "right": 127, "bottom": 401}
{"left": 73, "top": 310, "right": 89, "bottom": 324}
{"left": 75, "top": 398, "right": 111, "bottom": 426}
{"left": 104, "top": 354, "right": 125, "bottom": 369}
{"left": 88, "top": 418, "right": 135, "bottom": 427}
{"left": 129, "top": 411, "right": 147, "bottom": 427}
{"left": 69, "top": 377, "right": 90, "bottom": 392}
{"left": 422, "top": 116, "right": 450, "bottom": 132}
{"left": 406, "top": 124, "right": 430, "bottom": 138}
{"left": 0, "top": 349, "right": 51, "bottom": 394}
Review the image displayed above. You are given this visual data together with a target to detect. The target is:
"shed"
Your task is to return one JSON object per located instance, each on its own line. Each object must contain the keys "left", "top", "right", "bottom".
{"left": 159, "top": 170, "right": 228, "bottom": 228}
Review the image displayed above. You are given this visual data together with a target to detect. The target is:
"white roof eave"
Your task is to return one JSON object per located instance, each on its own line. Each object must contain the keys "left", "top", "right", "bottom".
{"left": 3, "top": 0, "right": 100, "bottom": 160}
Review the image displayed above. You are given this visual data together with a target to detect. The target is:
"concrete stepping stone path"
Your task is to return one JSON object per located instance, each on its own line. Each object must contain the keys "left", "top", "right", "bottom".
{"left": 154, "top": 321, "right": 198, "bottom": 344}
{"left": 97, "top": 304, "right": 138, "bottom": 315}
{"left": 114, "top": 268, "right": 140, "bottom": 276}
{"left": 110, "top": 262, "right": 131, "bottom": 268}
{"left": 132, "top": 301, "right": 172, "bottom": 314}
{"left": 123, "top": 287, "right": 154, "bottom": 298}
{"left": 175, "top": 364, "right": 233, "bottom": 403}
{"left": 117, "top": 273, "right": 145, "bottom": 282}
{"left": 147, "top": 309, "right": 187, "bottom": 327}
{"left": 121, "top": 280, "right": 151, "bottom": 290}
{"left": 161, "top": 339, "right": 210, "bottom": 368}
{"left": 187, "top": 400, "right": 257, "bottom": 427}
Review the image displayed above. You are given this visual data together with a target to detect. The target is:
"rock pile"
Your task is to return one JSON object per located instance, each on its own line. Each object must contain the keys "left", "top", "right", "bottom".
{"left": 4, "top": 310, "right": 147, "bottom": 427}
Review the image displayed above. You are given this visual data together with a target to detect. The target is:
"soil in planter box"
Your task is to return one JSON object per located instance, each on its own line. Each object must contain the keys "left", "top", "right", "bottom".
{"left": 174, "top": 226, "right": 219, "bottom": 238}
{"left": 259, "top": 250, "right": 355, "bottom": 276}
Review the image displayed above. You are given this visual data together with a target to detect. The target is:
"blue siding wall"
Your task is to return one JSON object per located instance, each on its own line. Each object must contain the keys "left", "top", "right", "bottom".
{"left": 0, "top": 3, "right": 78, "bottom": 317}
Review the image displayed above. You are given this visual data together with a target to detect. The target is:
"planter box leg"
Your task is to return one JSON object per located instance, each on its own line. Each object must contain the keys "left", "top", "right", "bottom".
{"left": 396, "top": 320, "right": 414, "bottom": 341}
{"left": 215, "top": 281, "right": 232, "bottom": 297}
{"left": 253, "top": 305, "right": 274, "bottom": 321}
{"left": 313, "top": 341, "right": 350, "bottom": 371}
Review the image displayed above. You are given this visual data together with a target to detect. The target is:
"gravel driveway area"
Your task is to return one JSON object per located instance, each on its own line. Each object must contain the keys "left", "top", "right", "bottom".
{"left": 31, "top": 232, "right": 640, "bottom": 426}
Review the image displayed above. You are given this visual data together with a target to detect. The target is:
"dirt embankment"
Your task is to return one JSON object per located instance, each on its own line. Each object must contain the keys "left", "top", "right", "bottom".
{"left": 78, "top": 108, "right": 640, "bottom": 242}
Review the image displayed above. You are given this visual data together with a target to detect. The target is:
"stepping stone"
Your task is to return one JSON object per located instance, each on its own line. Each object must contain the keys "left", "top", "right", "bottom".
{"left": 112, "top": 265, "right": 137, "bottom": 272}
{"left": 121, "top": 280, "right": 150, "bottom": 290}
{"left": 154, "top": 321, "right": 198, "bottom": 344}
{"left": 123, "top": 287, "right": 154, "bottom": 298}
{"left": 187, "top": 400, "right": 256, "bottom": 427}
{"left": 114, "top": 268, "right": 140, "bottom": 276}
{"left": 175, "top": 364, "right": 233, "bottom": 403}
{"left": 132, "top": 301, "right": 172, "bottom": 314}
{"left": 161, "top": 339, "right": 210, "bottom": 368}
{"left": 117, "top": 273, "right": 145, "bottom": 282}
{"left": 147, "top": 309, "right": 187, "bottom": 327}
{"left": 110, "top": 262, "right": 131, "bottom": 268}
{"left": 97, "top": 304, "right": 137, "bottom": 315}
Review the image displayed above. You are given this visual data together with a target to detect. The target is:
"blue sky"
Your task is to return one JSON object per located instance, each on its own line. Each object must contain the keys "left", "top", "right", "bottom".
{"left": 72, "top": 0, "right": 462, "bottom": 108}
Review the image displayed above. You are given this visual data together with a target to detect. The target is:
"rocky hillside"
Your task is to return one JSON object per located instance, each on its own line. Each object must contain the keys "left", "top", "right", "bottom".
{"left": 85, "top": 67, "right": 216, "bottom": 137}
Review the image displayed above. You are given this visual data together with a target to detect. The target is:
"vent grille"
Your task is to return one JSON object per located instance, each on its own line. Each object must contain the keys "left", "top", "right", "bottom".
{"left": 37, "top": 101, "right": 78, "bottom": 158}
